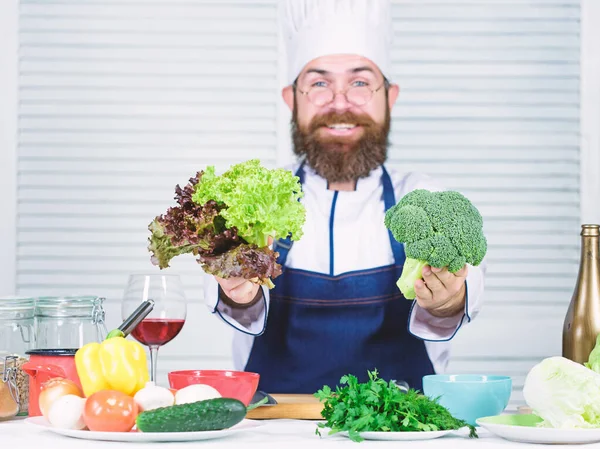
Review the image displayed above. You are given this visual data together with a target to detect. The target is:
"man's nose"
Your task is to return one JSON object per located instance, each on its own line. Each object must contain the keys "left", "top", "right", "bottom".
{"left": 331, "top": 91, "right": 352, "bottom": 111}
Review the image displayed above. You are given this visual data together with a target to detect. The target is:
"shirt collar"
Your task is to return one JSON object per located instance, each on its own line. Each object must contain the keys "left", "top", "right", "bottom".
{"left": 300, "top": 162, "right": 384, "bottom": 193}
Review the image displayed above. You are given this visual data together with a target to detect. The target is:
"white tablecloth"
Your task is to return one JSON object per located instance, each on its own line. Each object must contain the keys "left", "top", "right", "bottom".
{"left": 3, "top": 416, "right": 599, "bottom": 449}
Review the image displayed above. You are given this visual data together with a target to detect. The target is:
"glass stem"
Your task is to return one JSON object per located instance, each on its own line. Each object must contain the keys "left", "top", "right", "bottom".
{"left": 149, "top": 345, "right": 159, "bottom": 384}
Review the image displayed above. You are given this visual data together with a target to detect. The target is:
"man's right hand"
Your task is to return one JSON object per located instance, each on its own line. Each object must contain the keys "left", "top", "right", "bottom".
{"left": 215, "top": 236, "right": 272, "bottom": 306}
{"left": 216, "top": 276, "right": 261, "bottom": 305}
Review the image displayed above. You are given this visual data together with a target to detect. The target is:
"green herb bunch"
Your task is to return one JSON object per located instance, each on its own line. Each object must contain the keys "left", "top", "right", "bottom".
{"left": 314, "top": 369, "right": 478, "bottom": 442}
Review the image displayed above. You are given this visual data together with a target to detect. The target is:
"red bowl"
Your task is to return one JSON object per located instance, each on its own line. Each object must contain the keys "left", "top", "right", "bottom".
{"left": 168, "top": 370, "right": 259, "bottom": 406}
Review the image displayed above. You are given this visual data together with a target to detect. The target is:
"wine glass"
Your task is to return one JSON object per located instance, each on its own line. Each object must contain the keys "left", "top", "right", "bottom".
{"left": 122, "top": 273, "right": 187, "bottom": 384}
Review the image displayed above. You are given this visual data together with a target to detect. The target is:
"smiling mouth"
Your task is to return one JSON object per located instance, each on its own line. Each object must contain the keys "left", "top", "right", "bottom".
{"left": 326, "top": 123, "right": 357, "bottom": 130}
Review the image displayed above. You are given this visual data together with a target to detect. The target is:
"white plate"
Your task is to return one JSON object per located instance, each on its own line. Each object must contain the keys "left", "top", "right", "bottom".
{"left": 337, "top": 429, "right": 457, "bottom": 441}
{"left": 25, "top": 416, "right": 264, "bottom": 442}
{"left": 476, "top": 414, "right": 600, "bottom": 445}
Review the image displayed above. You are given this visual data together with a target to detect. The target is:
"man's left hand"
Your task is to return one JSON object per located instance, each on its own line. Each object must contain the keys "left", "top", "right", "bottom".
{"left": 414, "top": 265, "right": 468, "bottom": 318}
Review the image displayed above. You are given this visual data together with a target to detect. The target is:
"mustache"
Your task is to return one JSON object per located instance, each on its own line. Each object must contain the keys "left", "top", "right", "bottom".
{"left": 307, "top": 111, "right": 377, "bottom": 134}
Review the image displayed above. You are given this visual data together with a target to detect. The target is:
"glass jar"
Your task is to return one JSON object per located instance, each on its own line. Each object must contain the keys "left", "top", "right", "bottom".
{"left": 0, "top": 296, "right": 35, "bottom": 419}
{"left": 34, "top": 296, "right": 107, "bottom": 350}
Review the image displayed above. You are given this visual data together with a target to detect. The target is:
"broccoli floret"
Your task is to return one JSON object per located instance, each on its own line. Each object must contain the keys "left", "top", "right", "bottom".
{"left": 384, "top": 189, "right": 487, "bottom": 300}
{"left": 426, "top": 234, "right": 459, "bottom": 268}
{"left": 386, "top": 204, "right": 434, "bottom": 244}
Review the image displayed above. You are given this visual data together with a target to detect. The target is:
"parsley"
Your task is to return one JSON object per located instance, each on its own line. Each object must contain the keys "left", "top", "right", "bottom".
{"left": 314, "top": 369, "right": 478, "bottom": 442}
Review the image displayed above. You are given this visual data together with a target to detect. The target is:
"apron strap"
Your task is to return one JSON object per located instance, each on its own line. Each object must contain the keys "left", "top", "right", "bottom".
{"left": 381, "top": 165, "right": 406, "bottom": 265}
{"left": 273, "top": 161, "right": 305, "bottom": 266}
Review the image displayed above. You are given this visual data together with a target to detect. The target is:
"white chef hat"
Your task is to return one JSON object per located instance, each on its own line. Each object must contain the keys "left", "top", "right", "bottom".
{"left": 280, "top": 0, "right": 394, "bottom": 86}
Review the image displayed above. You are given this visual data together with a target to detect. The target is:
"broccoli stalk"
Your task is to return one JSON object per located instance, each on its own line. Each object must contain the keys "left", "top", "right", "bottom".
{"left": 384, "top": 189, "right": 487, "bottom": 300}
{"left": 397, "top": 258, "right": 428, "bottom": 300}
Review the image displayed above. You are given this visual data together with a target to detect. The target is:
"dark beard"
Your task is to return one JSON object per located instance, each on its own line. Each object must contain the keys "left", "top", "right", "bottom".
{"left": 291, "top": 103, "right": 391, "bottom": 184}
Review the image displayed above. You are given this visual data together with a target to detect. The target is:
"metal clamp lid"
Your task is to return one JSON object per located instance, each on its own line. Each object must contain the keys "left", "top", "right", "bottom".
{"left": 1, "top": 355, "right": 20, "bottom": 407}
{"left": 91, "top": 297, "right": 108, "bottom": 340}
{"left": 91, "top": 297, "right": 106, "bottom": 325}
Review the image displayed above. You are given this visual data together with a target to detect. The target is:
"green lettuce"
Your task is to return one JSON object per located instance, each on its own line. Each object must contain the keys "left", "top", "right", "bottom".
{"left": 192, "top": 159, "right": 305, "bottom": 248}
{"left": 522, "top": 356, "right": 600, "bottom": 429}
{"left": 585, "top": 334, "right": 600, "bottom": 373}
{"left": 148, "top": 159, "right": 305, "bottom": 288}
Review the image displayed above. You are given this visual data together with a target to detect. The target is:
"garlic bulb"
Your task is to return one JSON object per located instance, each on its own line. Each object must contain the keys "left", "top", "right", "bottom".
{"left": 47, "top": 394, "right": 86, "bottom": 430}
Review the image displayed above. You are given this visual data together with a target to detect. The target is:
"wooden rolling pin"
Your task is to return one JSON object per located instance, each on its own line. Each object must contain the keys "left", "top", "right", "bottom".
{"left": 246, "top": 394, "right": 324, "bottom": 420}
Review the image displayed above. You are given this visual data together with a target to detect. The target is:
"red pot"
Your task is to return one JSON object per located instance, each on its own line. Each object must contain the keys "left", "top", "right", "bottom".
{"left": 21, "top": 349, "right": 82, "bottom": 417}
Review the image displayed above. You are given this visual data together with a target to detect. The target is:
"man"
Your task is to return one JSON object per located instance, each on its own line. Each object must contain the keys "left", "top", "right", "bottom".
{"left": 203, "top": 0, "right": 486, "bottom": 394}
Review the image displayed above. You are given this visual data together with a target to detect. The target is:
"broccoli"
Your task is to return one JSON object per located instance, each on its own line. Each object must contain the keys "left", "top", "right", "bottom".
{"left": 384, "top": 189, "right": 487, "bottom": 300}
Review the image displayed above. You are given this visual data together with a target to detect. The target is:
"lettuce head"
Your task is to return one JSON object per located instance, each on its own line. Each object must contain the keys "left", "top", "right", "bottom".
{"left": 147, "top": 159, "right": 305, "bottom": 288}
{"left": 523, "top": 356, "right": 600, "bottom": 429}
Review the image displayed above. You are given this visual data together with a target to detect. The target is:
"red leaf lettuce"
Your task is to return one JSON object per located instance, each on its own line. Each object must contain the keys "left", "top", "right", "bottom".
{"left": 148, "top": 159, "right": 305, "bottom": 288}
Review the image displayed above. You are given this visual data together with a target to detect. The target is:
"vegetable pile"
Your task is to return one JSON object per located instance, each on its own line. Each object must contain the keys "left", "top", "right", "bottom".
{"left": 39, "top": 322, "right": 265, "bottom": 434}
{"left": 39, "top": 376, "right": 261, "bottom": 433}
{"left": 523, "top": 336, "right": 600, "bottom": 429}
{"left": 314, "top": 369, "right": 477, "bottom": 442}
{"left": 148, "top": 159, "right": 306, "bottom": 288}
{"left": 384, "top": 189, "right": 487, "bottom": 299}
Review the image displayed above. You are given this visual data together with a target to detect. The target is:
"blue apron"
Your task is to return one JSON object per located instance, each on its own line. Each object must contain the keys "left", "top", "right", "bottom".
{"left": 244, "top": 163, "right": 435, "bottom": 393}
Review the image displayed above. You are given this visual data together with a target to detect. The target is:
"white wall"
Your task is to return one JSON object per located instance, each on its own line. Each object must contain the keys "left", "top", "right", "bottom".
{"left": 0, "top": 0, "right": 18, "bottom": 297}
{"left": 1, "top": 0, "right": 600, "bottom": 409}
{"left": 580, "top": 0, "right": 600, "bottom": 224}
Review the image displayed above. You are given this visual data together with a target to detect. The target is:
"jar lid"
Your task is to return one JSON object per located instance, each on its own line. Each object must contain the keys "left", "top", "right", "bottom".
{"left": 35, "top": 295, "right": 104, "bottom": 318}
{"left": 25, "top": 349, "right": 78, "bottom": 356}
{"left": 0, "top": 354, "right": 24, "bottom": 410}
{"left": 0, "top": 297, "right": 35, "bottom": 319}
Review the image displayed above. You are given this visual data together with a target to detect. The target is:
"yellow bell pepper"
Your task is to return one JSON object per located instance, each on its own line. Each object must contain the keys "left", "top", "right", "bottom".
{"left": 75, "top": 336, "right": 149, "bottom": 397}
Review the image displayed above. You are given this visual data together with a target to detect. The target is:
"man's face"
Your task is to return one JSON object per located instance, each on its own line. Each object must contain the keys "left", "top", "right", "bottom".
{"left": 283, "top": 54, "right": 399, "bottom": 184}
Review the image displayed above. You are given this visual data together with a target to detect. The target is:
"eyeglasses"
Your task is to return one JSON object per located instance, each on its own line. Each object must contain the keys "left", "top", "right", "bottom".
{"left": 294, "top": 80, "right": 388, "bottom": 107}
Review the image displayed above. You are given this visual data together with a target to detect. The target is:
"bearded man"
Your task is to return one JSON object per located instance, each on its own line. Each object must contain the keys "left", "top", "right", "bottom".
{"left": 203, "top": 0, "right": 487, "bottom": 394}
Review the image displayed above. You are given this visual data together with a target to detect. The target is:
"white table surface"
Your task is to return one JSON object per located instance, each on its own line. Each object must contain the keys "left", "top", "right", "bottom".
{"left": 3, "top": 415, "right": 600, "bottom": 449}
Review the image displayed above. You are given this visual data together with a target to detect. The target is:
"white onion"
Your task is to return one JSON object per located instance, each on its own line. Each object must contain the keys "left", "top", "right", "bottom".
{"left": 38, "top": 377, "right": 83, "bottom": 419}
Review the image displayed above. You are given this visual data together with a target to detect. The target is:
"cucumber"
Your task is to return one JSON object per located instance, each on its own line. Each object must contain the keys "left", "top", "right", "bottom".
{"left": 136, "top": 397, "right": 247, "bottom": 433}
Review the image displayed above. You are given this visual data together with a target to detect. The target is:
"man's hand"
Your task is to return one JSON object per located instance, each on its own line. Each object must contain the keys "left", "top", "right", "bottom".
{"left": 214, "top": 236, "right": 272, "bottom": 307}
{"left": 414, "top": 265, "right": 468, "bottom": 318}
{"left": 216, "top": 276, "right": 261, "bottom": 305}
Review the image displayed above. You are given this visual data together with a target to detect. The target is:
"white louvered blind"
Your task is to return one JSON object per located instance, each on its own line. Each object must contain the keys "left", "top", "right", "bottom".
{"left": 16, "top": 0, "right": 280, "bottom": 380}
{"left": 15, "top": 0, "right": 582, "bottom": 406}
{"left": 388, "top": 0, "right": 580, "bottom": 407}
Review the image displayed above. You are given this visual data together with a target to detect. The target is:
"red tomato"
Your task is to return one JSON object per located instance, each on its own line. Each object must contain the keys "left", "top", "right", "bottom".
{"left": 83, "top": 390, "right": 138, "bottom": 432}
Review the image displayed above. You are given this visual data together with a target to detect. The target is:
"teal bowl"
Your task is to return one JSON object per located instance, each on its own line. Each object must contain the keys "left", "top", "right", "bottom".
{"left": 422, "top": 374, "right": 512, "bottom": 426}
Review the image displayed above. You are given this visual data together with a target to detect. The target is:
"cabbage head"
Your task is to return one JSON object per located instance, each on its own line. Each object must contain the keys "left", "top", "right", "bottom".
{"left": 522, "top": 356, "right": 600, "bottom": 429}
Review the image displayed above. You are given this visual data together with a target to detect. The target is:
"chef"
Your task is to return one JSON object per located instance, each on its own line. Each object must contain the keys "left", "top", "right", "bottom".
{"left": 203, "top": 0, "right": 487, "bottom": 394}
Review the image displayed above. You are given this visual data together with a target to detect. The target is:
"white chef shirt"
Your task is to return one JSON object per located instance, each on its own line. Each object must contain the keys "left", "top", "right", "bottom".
{"left": 203, "top": 162, "right": 486, "bottom": 376}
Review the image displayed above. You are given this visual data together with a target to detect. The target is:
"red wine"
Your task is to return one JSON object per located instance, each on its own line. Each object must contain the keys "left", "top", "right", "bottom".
{"left": 131, "top": 318, "right": 185, "bottom": 346}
